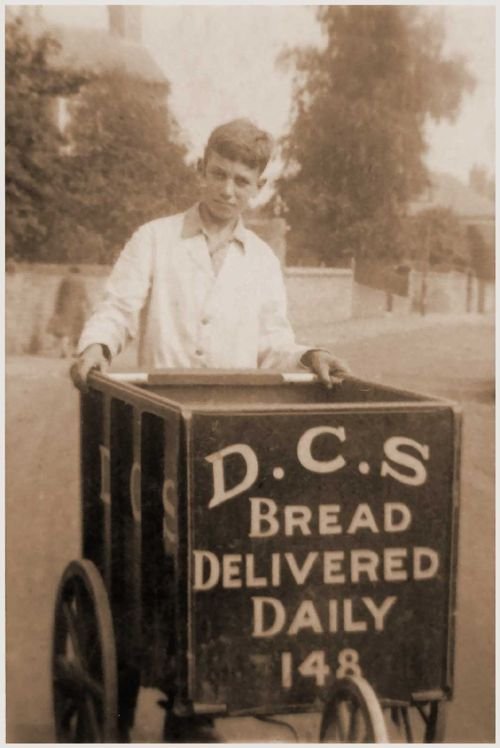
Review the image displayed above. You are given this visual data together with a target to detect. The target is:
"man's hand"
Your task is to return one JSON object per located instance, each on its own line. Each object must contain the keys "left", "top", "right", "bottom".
{"left": 70, "top": 344, "right": 110, "bottom": 392}
{"left": 302, "top": 349, "right": 350, "bottom": 389}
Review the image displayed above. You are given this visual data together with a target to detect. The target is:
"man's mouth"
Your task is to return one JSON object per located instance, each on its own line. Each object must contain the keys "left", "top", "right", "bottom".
{"left": 214, "top": 200, "right": 235, "bottom": 208}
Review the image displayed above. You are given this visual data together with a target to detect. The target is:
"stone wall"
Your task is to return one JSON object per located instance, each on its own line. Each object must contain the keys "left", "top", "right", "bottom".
{"left": 283, "top": 267, "right": 353, "bottom": 340}
{"left": 6, "top": 264, "right": 354, "bottom": 355}
{"left": 408, "top": 269, "right": 495, "bottom": 315}
{"left": 8, "top": 263, "right": 493, "bottom": 355}
{"left": 352, "top": 283, "right": 411, "bottom": 318}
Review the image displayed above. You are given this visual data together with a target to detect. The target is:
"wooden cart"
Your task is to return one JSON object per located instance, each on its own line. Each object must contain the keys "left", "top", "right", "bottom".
{"left": 52, "top": 370, "right": 461, "bottom": 742}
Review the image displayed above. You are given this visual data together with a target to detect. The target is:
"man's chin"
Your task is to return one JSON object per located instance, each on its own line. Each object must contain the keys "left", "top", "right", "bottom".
{"left": 207, "top": 201, "right": 238, "bottom": 221}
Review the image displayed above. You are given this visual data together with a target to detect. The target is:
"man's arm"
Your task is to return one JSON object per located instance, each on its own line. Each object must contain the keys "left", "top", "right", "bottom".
{"left": 71, "top": 225, "right": 154, "bottom": 390}
{"left": 257, "top": 253, "right": 350, "bottom": 386}
{"left": 70, "top": 343, "right": 111, "bottom": 392}
{"left": 300, "top": 348, "right": 350, "bottom": 388}
{"left": 257, "top": 254, "right": 309, "bottom": 370}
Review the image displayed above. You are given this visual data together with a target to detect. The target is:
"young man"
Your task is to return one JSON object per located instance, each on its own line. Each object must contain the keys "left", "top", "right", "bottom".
{"left": 70, "top": 119, "right": 349, "bottom": 742}
{"left": 71, "top": 118, "right": 348, "bottom": 389}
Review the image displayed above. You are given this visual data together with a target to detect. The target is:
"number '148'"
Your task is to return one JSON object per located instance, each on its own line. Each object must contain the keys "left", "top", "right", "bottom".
{"left": 281, "top": 648, "right": 362, "bottom": 688}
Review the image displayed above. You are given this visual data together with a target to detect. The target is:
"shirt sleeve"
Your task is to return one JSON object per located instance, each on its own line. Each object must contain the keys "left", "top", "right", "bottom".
{"left": 77, "top": 224, "right": 154, "bottom": 358}
{"left": 257, "top": 253, "right": 310, "bottom": 371}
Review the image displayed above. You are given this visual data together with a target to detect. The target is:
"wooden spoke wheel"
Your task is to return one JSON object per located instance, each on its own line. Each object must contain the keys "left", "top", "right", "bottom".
{"left": 52, "top": 560, "right": 118, "bottom": 743}
{"left": 320, "top": 676, "right": 388, "bottom": 743}
{"left": 386, "top": 702, "right": 446, "bottom": 743}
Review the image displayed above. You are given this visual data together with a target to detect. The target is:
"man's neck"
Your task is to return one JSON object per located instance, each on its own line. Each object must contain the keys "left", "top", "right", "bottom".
{"left": 199, "top": 202, "right": 239, "bottom": 237}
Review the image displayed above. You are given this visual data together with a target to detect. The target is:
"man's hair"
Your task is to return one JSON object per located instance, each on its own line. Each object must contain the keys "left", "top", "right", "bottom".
{"left": 204, "top": 119, "right": 274, "bottom": 174}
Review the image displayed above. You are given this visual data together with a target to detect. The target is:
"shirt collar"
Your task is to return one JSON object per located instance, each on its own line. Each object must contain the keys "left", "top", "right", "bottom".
{"left": 181, "top": 203, "right": 247, "bottom": 250}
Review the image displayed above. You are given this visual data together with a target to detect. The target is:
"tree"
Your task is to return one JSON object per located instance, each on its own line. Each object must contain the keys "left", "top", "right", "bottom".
{"left": 5, "top": 17, "right": 87, "bottom": 260}
{"left": 6, "top": 17, "right": 198, "bottom": 264}
{"left": 277, "top": 7, "right": 474, "bottom": 266}
{"left": 406, "top": 208, "right": 468, "bottom": 270}
{"left": 53, "top": 71, "right": 199, "bottom": 263}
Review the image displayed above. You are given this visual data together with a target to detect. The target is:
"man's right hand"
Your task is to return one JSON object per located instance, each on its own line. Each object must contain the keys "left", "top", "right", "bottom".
{"left": 70, "top": 344, "right": 110, "bottom": 392}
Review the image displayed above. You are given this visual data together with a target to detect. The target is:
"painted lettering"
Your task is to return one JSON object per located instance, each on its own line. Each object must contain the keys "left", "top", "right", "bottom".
{"left": 249, "top": 497, "right": 279, "bottom": 538}
{"left": 206, "top": 443, "right": 258, "bottom": 508}
{"left": 297, "top": 426, "right": 347, "bottom": 473}
{"left": 413, "top": 547, "right": 439, "bottom": 579}
{"left": 381, "top": 437, "right": 429, "bottom": 486}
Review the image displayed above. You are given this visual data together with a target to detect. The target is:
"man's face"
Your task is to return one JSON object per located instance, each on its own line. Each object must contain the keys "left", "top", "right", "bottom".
{"left": 200, "top": 150, "right": 263, "bottom": 223}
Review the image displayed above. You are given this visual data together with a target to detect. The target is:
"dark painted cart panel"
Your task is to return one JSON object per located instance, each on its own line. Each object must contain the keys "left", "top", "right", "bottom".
{"left": 187, "top": 407, "right": 459, "bottom": 711}
{"left": 81, "top": 371, "right": 460, "bottom": 718}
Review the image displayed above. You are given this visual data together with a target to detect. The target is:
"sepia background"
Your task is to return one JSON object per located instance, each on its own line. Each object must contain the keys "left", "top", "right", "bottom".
{"left": 5, "top": 3, "right": 494, "bottom": 742}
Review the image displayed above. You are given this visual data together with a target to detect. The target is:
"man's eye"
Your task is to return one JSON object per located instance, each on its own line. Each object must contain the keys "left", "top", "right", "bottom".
{"left": 236, "top": 178, "right": 250, "bottom": 187}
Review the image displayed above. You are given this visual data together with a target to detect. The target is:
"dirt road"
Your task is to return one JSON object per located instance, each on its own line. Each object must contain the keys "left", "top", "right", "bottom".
{"left": 6, "top": 315, "right": 494, "bottom": 742}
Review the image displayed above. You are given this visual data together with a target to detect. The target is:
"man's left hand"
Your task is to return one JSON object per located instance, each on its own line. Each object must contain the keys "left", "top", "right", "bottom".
{"left": 302, "top": 349, "right": 351, "bottom": 389}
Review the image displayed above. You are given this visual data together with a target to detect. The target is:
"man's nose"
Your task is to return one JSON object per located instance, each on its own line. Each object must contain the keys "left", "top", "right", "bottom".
{"left": 220, "top": 177, "right": 236, "bottom": 199}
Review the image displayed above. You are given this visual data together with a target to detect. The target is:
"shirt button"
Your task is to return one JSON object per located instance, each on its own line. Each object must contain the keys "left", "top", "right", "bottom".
{"left": 201, "top": 317, "right": 210, "bottom": 325}
{"left": 195, "top": 348, "right": 204, "bottom": 356}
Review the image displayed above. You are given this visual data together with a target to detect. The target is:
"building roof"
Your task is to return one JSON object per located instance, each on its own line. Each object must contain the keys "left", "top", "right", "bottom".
{"left": 408, "top": 171, "right": 495, "bottom": 220}
{"left": 19, "top": 15, "right": 167, "bottom": 86}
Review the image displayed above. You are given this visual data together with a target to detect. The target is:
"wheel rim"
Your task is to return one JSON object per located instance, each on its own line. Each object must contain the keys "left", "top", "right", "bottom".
{"left": 52, "top": 560, "right": 118, "bottom": 743}
{"left": 320, "top": 675, "right": 389, "bottom": 743}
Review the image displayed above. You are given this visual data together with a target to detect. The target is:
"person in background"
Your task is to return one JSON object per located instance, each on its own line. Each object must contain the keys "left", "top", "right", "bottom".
{"left": 48, "top": 266, "right": 89, "bottom": 358}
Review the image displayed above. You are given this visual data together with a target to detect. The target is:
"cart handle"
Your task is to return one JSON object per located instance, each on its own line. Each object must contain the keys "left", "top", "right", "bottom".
{"left": 101, "top": 370, "right": 351, "bottom": 387}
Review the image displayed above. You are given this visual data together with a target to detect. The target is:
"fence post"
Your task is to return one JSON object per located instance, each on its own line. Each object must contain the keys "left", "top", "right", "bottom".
{"left": 466, "top": 268, "right": 473, "bottom": 313}
{"left": 419, "top": 226, "right": 430, "bottom": 316}
{"left": 478, "top": 277, "right": 486, "bottom": 314}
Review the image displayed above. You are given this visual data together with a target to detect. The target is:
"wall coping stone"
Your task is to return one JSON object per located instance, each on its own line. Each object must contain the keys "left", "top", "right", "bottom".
{"left": 285, "top": 267, "right": 353, "bottom": 277}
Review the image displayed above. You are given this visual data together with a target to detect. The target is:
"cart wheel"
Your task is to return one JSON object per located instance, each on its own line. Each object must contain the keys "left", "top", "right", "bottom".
{"left": 52, "top": 559, "right": 118, "bottom": 743}
{"left": 320, "top": 675, "right": 388, "bottom": 743}
{"left": 386, "top": 702, "right": 446, "bottom": 743}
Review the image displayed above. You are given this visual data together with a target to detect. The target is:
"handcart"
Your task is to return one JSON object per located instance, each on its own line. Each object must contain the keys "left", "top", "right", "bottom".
{"left": 51, "top": 369, "right": 461, "bottom": 742}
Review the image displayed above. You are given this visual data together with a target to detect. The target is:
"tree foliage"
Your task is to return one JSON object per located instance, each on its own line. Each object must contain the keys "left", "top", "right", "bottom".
{"left": 277, "top": 7, "right": 474, "bottom": 265}
{"left": 5, "top": 18, "right": 87, "bottom": 260}
{"left": 6, "top": 17, "right": 198, "bottom": 263}
{"left": 56, "top": 72, "right": 199, "bottom": 263}
{"left": 406, "top": 208, "right": 469, "bottom": 269}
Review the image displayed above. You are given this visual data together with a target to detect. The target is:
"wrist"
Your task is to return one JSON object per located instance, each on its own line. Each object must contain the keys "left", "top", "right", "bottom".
{"left": 81, "top": 343, "right": 111, "bottom": 362}
{"left": 300, "top": 348, "right": 329, "bottom": 369}
{"left": 100, "top": 344, "right": 112, "bottom": 363}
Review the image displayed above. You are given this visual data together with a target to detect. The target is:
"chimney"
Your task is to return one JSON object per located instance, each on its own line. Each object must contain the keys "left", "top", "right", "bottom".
{"left": 108, "top": 6, "right": 142, "bottom": 43}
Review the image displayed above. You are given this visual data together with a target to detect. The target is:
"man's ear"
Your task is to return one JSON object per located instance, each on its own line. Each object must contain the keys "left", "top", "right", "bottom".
{"left": 197, "top": 158, "right": 205, "bottom": 176}
{"left": 257, "top": 176, "right": 266, "bottom": 192}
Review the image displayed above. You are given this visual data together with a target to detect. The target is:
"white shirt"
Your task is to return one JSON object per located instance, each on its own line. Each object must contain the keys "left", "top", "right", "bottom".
{"left": 78, "top": 205, "right": 310, "bottom": 371}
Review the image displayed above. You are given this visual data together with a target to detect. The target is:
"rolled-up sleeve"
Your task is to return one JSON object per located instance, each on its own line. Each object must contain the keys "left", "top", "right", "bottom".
{"left": 257, "top": 254, "right": 310, "bottom": 371}
{"left": 77, "top": 225, "right": 154, "bottom": 358}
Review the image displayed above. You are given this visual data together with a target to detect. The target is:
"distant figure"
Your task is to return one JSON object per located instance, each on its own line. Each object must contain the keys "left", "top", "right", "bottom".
{"left": 48, "top": 267, "right": 89, "bottom": 358}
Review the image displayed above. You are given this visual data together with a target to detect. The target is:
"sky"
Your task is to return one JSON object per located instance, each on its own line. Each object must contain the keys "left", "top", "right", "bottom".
{"left": 34, "top": 4, "right": 495, "bottom": 185}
